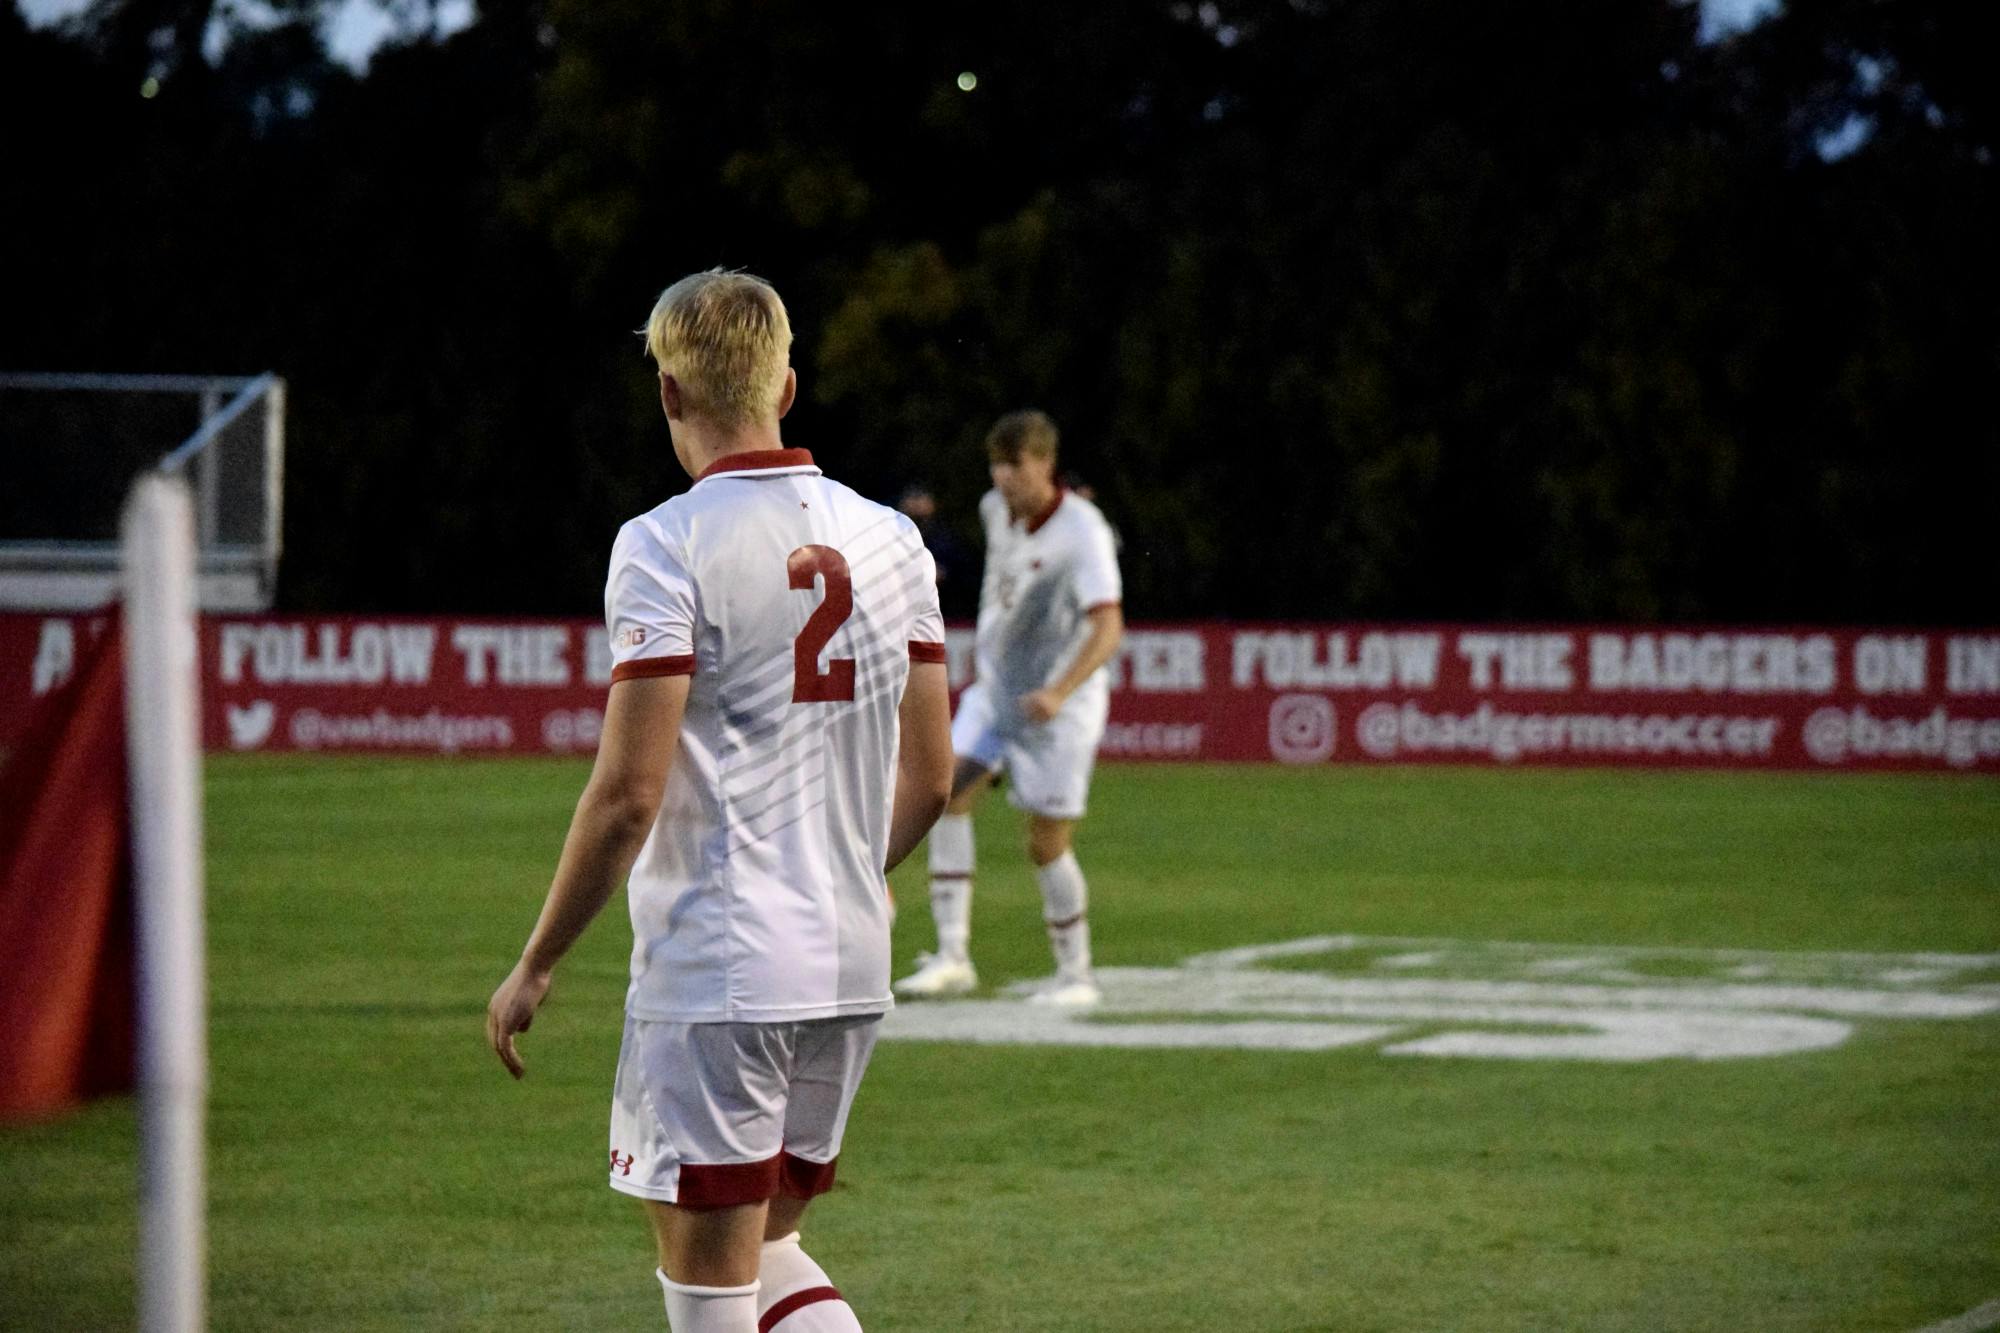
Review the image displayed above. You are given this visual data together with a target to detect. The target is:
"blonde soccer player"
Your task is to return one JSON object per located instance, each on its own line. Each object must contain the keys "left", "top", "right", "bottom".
{"left": 487, "top": 270, "right": 954, "bottom": 1333}
{"left": 895, "top": 410, "right": 1124, "bottom": 1007}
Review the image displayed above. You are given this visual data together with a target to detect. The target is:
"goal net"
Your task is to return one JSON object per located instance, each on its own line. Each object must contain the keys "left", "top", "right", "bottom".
{"left": 0, "top": 373, "right": 286, "bottom": 611}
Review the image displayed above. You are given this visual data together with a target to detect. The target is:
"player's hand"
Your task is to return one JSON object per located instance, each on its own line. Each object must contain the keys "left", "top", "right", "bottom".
{"left": 486, "top": 961, "right": 553, "bottom": 1080}
{"left": 1020, "top": 688, "right": 1063, "bottom": 723}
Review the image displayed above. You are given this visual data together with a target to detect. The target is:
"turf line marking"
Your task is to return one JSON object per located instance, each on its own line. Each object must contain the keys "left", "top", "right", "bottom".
{"left": 885, "top": 935, "right": 2000, "bottom": 1061}
{"left": 1912, "top": 1298, "right": 2000, "bottom": 1333}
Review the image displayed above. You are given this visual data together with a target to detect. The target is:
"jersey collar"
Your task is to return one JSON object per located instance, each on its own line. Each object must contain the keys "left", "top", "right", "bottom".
{"left": 1022, "top": 486, "right": 1066, "bottom": 535}
{"left": 696, "top": 448, "right": 818, "bottom": 481}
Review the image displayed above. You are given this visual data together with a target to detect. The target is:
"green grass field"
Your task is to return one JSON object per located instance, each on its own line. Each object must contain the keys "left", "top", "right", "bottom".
{"left": 4, "top": 758, "right": 1998, "bottom": 1331}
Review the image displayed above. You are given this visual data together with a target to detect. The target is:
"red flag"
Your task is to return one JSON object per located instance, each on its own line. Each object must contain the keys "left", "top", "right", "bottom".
{"left": 0, "top": 612, "right": 135, "bottom": 1122}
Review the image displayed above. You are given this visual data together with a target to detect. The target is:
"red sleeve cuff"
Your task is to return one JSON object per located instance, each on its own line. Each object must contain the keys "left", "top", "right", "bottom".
{"left": 909, "top": 641, "right": 948, "bottom": 664}
{"left": 611, "top": 654, "right": 695, "bottom": 683}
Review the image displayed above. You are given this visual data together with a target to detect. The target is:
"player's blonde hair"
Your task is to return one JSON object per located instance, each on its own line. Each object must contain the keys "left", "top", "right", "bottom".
{"left": 643, "top": 269, "right": 793, "bottom": 429}
{"left": 986, "top": 409, "right": 1059, "bottom": 463}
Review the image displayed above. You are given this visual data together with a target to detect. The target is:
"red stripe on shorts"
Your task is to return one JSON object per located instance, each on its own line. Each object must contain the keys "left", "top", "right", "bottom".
{"left": 777, "top": 1151, "right": 839, "bottom": 1199}
{"left": 759, "top": 1286, "right": 843, "bottom": 1331}
{"left": 675, "top": 1156, "right": 781, "bottom": 1208}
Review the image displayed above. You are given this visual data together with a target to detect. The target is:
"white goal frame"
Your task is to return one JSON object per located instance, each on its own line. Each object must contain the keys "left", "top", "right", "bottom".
{"left": 0, "top": 372, "right": 286, "bottom": 612}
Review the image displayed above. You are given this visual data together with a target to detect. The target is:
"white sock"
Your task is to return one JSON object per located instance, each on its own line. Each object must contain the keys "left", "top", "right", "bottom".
{"left": 659, "top": 1271, "right": 758, "bottom": 1332}
{"left": 927, "top": 812, "right": 974, "bottom": 963}
{"left": 756, "top": 1233, "right": 862, "bottom": 1331}
{"left": 1035, "top": 851, "right": 1091, "bottom": 978}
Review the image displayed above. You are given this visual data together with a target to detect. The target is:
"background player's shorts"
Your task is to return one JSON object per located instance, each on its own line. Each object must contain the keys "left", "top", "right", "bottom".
{"left": 952, "top": 682, "right": 1107, "bottom": 819}
{"left": 607, "top": 1013, "right": 879, "bottom": 1207}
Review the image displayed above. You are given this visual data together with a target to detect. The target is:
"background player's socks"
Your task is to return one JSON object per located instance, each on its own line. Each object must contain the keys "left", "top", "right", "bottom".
{"left": 756, "top": 1233, "right": 863, "bottom": 1331}
{"left": 927, "top": 811, "right": 975, "bottom": 962}
{"left": 659, "top": 1272, "right": 758, "bottom": 1332}
{"left": 1035, "top": 850, "right": 1092, "bottom": 978}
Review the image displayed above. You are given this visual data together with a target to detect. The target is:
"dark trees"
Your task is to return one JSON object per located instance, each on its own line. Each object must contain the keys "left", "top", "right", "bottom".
{"left": 3, "top": 0, "right": 1992, "bottom": 619}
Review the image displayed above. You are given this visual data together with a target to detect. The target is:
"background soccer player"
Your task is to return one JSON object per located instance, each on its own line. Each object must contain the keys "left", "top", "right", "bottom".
{"left": 486, "top": 270, "right": 954, "bottom": 1332}
{"left": 895, "top": 410, "right": 1124, "bottom": 1007}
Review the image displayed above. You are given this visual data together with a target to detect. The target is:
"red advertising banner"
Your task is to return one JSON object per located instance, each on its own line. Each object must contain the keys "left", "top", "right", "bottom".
{"left": 3, "top": 614, "right": 1998, "bottom": 772}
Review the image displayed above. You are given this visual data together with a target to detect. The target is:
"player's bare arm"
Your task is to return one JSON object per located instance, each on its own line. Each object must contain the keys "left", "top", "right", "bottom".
{"left": 885, "top": 660, "right": 954, "bottom": 871}
{"left": 1020, "top": 602, "right": 1125, "bottom": 723}
{"left": 485, "top": 673, "right": 688, "bottom": 1078}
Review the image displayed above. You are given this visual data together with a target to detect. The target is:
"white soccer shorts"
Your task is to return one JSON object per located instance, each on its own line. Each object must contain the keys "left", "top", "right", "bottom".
{"left": 951, "top": 682, "right": 1106, "bottom": 820}
{"left": 607, "top": 1014, "right": 879, "bottom": 1207}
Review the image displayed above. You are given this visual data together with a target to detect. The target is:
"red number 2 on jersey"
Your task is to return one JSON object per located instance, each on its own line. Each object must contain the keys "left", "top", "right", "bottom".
{"left": 788, "top": 544, "right": 856, "bottom": 702}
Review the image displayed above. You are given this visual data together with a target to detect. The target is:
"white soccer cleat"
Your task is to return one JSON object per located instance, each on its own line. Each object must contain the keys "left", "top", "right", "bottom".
{"left": 894, "top": 953, "right": 978, "bottom": 997}
{"left": 1025, "top": 974, "right": 1102, "bottom": 1008}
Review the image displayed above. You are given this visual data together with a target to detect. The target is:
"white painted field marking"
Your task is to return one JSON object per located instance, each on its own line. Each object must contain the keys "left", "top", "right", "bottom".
{"left": 1911, "top": 1298, "right": 2000, "bottom": 1333}
{"left": 880, "top": 935, "right": 2000, "bottom": 1063}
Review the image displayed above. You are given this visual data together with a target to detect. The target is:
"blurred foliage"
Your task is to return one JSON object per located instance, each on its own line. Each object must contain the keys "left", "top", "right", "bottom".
{"left": 2, "top": 0, "right": 1993, "bottom": 619}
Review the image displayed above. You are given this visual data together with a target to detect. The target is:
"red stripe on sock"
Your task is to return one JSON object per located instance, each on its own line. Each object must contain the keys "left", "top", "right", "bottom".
{"left": 1046, "top": 913, "right": 1085, "bottom": 930}
{"left": 759, "top": 1285, "right": 843, "bottom": 1330}
{"left": 930, "top": 871, "right": 971, "bottom": 881}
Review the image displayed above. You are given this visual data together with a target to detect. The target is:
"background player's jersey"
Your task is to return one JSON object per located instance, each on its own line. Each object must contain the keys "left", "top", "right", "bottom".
{"left": 972, "top": 487, "right": 1123, "bottom": 724}
{"left": 606, "top": 449, "right": 945, "bottom": 1023}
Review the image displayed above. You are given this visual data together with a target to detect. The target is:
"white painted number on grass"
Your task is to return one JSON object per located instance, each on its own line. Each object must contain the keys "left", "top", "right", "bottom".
{"left": 880, "top": 935, "right": 2000, "bottom": 1062}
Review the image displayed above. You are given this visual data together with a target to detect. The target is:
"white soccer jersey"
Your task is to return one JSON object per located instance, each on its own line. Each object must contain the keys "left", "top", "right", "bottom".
{"left": 972, "top": 487, "right": 1123, "bottom": 723}
{"left": 605, "top": 448, "right": 945, "bottom": 1023}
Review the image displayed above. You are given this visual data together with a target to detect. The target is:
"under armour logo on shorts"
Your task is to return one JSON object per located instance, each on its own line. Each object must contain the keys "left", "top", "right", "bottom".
{"left": 610, "top": 1150, "right": 634, "bottom": 1176}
